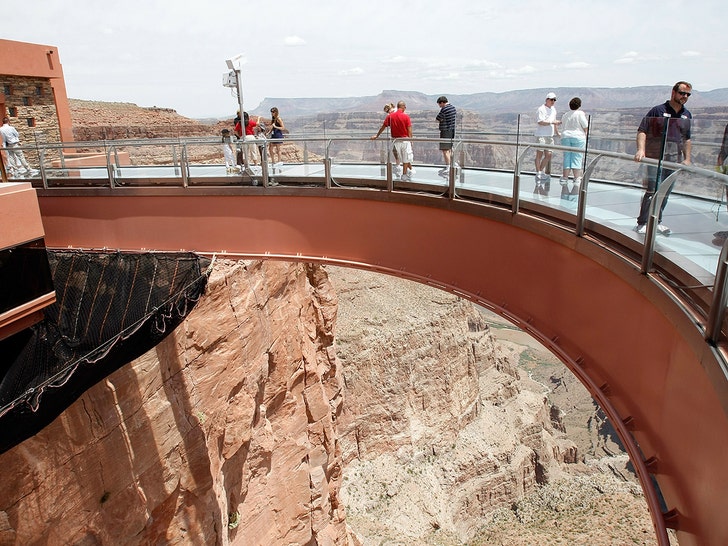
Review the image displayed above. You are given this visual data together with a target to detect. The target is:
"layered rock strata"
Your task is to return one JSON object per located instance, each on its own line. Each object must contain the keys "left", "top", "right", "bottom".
{"left": 0, "top": 260, "right": 354, "bottom": 546}
{"left": 329, "top": 267, "right": 577, "bottom": 543}
{"left": 0, "top": 260, "right": 582, "bottom": 546}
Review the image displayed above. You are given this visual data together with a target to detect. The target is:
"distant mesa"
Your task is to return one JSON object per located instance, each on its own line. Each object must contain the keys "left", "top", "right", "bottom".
{"left": 251, "top": 86, "right": 728, "bottom": 118}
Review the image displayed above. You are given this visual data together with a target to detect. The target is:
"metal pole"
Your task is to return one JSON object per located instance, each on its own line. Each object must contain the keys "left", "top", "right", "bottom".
{"left": 706, "top": 237, "right": 728, "bottom": 344}
{"left": 235, "top": 68, "right": 250, "bottom": 172}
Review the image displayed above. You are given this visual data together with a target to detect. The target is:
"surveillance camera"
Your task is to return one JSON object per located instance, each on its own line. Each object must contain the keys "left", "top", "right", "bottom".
{"left": 225, "top": 53, "right": 245, "bottom": 70}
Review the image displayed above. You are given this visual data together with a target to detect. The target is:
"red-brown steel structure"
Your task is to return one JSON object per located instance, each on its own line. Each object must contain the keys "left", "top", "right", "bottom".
{"left": 33, "top": 187, "right": 728, "bottom": 546}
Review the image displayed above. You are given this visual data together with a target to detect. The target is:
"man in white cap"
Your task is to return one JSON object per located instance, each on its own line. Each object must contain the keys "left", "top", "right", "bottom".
{"left": 534, "top": 92, "right": 561, "bottom": 184}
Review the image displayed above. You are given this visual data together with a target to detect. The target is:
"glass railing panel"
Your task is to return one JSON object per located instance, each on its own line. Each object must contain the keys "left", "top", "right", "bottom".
{"left": 685, "top": 114, "right": 728, "bottom": 199}
{"left": 327, "top": 137, "right": 384, "bottom": 186}
{"left": 394, "top": 137, "right": 449, "bottom": 192}
{"left": 247, "top": 135, "right": 326, "bottom": 185}
{"left": 647, "top": 114, "right": 728, "bottom": 279}
{"left": 653, "top": 188, "right": 728, "bottom": 279}
{"left": 454, "top": 139, "right": 516, "bottom": 200}
{"left": 37, "top": 141, "right": 112, "bottom": 184}
{"left": 581, "top": 114, "right": 728, "bottom": 281}
{"left": 582, "top": 153, "right": 644, "bottom": 233}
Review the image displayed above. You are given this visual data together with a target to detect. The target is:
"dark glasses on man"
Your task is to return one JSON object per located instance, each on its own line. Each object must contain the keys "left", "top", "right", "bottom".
{"left": 676, "top": 91, "right": 691, "bottom": 97}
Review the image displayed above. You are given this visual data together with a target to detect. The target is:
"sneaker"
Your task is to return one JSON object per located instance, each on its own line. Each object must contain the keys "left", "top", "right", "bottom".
{"left": 393, "top": 166, "right": 402, "bottom": 177}
{"left": 438, "top": 167, "right": 448, "bottom": 176}
{"left": 400, "top": 172, "right": 411, "bottom": 182}
{"left": 635, "top": 224, "right": 646, "bottom": 234}
{"left": 559, "top": 177, "right": 569, "bottom": 186}
{"left": 657, "top": 224, "right": 671, "bottom": 235}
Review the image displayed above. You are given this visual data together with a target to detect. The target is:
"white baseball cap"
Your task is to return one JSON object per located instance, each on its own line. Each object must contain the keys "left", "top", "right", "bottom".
{"left": 546, "top": 92, "right": 557, "bottom": 100}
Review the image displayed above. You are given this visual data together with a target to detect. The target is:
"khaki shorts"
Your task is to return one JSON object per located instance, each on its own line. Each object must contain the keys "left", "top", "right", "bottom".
{"left": 537, "top": 136, "right": 554, "bottom": 146}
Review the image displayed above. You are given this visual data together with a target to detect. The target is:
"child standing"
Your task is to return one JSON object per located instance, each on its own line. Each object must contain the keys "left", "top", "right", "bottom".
{"left": 221, "top": 128, "right": 236, "bottom": 174}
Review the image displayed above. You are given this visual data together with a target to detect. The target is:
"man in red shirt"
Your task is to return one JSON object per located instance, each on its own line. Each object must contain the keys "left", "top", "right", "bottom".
{"left": 372, "top": 101, "right": 414, "bottom": 181}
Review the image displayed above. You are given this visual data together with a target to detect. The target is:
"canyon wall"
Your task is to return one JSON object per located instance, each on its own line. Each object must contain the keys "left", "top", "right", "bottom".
{"left": 329, "top": 267, "right": 578, "bottom": 544}
{"left": 0, "top": 260, "right": 354, "bottom": 546}
{"left": 0, "top": 258, "right": 651, "bottom": 545}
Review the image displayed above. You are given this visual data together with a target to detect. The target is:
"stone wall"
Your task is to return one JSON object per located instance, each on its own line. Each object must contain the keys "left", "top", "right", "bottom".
{"left": 1, "top": 75, "right": 61, "bottom": 164}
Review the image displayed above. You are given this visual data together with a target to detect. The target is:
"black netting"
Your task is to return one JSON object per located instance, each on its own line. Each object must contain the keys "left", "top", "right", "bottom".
{"left": 0, "top": 250, "right": 210, "bottom": 454}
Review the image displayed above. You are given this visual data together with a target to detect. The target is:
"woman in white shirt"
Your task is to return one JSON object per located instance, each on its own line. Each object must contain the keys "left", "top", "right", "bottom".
{"left": 560, "top": 97, "right": 589, "bottom": 185}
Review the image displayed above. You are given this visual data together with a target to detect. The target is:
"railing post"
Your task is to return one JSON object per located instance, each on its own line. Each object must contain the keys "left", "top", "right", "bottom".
{"left": 446, "top": 141, "right": 457, "bottom": 199}
{"left": 458, "top": 140, "right": 465, "bottom": 185}
{"left": 324, "top": 157, "right": 332, "bottom": 189}
{"left": 37, "top": 147, "right": 48, "bottom": 189}
{"left": 448, "top": 166, "right": 456, "bottom": 199}
{"left": 260, "top": 145, "right": 269, "bottom": 186}
{"left": 106, "top": 145, "right": 116, "bottom": 188}
{"left": 513, "top": 146, "right": 531, "bottom": 215}
{"left": 180, "top": 144, "right": 189, "bottom": 188}
{"left": 640, "top": 170, "right": 680, "bottom": 274}
{"left": 575, "top": 154, "right": 603, "bottom": 237}
{"left": 324, "top": 140, "right": 332, "bottom": 189}
{"left": 172, "top": 144, "right": 180, "bottom": 176}
{"left": 386, "top": 160, "right": 393, "bottom": 192}
{"left": 706, "top": 237, "right": 728, "bottom": 344}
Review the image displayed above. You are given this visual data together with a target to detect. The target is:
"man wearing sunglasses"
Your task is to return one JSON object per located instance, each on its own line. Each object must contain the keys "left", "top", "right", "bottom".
{"left": 633, "top": 81, "right": 693, "bottom": 235}
{"left": 534, "top": 92, "right": 561, "bottom": 188}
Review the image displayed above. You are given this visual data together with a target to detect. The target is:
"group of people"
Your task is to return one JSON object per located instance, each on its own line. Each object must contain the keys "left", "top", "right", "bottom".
{"left": 221, "top": 107, "right": 286, "bottom": 175}
{"left": 371, "top": 96, "right": 458, "bottom": 182}
{"left": 533, "top": 92, "right": 589, "bottom": 200}
{"left": 534, "top": 81, "right": 700, "bottom": 235}
{"left": 216, "top": 82, "right": 720, "bottom": 239}
{"left": 1, "top": 117, "right": 36, "bottom": 178}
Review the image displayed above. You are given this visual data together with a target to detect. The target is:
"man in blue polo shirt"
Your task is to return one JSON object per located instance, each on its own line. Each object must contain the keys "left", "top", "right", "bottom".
{"left": 633, "top": 81, "right": 693, "bottom": 235}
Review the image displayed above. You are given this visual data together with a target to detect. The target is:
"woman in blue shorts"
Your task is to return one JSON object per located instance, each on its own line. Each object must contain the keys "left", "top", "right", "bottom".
{"left": 560, "top": 97, "right": 589, "bottom": 185}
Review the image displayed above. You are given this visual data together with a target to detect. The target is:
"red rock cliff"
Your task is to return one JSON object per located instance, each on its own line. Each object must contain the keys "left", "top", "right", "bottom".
{"left": 0, "top": 260, "right": 355, "bottom": 546}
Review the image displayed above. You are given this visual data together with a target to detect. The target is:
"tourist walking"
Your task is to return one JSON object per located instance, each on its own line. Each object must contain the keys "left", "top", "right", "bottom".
{"left": 633, "top": 81, "right": 693, "bottom": 235}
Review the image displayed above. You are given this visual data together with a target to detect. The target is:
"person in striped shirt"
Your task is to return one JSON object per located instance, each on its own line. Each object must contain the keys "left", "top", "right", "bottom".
{"left": 435, "top": 96, "right": 457, "bottom": 177}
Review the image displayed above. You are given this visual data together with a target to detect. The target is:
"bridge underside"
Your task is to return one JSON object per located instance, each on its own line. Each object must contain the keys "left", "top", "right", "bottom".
{"left": 37, "top": 190, "right": 728, "bottom": 546}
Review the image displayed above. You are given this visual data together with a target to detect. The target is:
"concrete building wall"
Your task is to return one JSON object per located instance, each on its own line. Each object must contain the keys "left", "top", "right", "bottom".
{"left": 0, "top": 39, "right": 73, "bottom": 144}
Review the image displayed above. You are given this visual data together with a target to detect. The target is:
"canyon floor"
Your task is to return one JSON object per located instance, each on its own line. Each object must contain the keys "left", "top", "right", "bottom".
{"left": 328, "top": 266, "right": 677, "bottom": 546}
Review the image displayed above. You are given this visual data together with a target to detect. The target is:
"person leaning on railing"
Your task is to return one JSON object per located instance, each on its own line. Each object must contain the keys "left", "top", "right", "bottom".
{"left": 371, "top": 101, "right": 414, "bottom": 182}
{"left": 633, "top": 81, "right": 693, "bottom": 236}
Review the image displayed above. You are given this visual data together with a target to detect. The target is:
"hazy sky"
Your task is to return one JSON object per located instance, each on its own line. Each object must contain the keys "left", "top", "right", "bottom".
{"left": 5, "top": 0, "right": 725, "bottom": 118}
